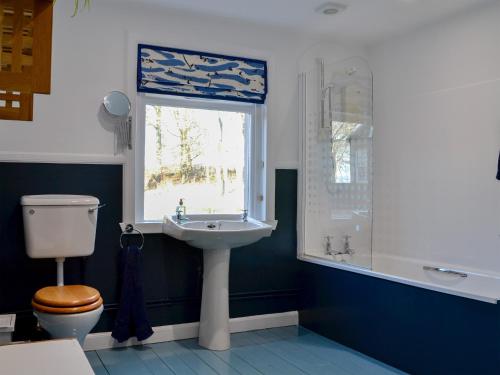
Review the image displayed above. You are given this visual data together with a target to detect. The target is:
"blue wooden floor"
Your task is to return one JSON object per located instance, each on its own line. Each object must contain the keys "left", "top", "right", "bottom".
{"left": 86, "top": 326, "right": 406, "bottom": 375}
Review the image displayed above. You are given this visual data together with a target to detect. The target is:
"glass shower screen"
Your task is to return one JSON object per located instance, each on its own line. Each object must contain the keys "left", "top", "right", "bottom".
{"left": 299, "top": 56, "right": 373, "bottom": 269}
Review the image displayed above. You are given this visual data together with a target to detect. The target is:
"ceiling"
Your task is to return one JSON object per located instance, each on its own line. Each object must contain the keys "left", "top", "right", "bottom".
{"left": 106, "top": 0, "right": 493, "bottom": 44}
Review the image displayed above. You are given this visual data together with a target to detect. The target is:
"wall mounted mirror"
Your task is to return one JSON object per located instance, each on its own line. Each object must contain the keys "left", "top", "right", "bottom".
{"left": 103, "top": 91, "right": 132, "bottom": 152}
{"left": 104, "top": 91, "right": 131, "bottom": 117}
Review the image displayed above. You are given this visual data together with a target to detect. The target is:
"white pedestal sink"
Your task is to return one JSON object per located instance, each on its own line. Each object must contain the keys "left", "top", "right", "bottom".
{"left": 163, "top": 214, "right": 273, "bottom": 350}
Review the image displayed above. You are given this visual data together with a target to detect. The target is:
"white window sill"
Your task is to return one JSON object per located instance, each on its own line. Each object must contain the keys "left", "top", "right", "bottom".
{"left": 119, "top": 222, "right": 163, "bottom": 234}
{"left": 119, "top": 219, "right": 278, "bottom": 234}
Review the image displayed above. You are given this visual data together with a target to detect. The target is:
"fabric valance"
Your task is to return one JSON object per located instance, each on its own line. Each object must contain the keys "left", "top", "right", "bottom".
{"left": 137, "top": 44, "right": 267, "bottom": 104}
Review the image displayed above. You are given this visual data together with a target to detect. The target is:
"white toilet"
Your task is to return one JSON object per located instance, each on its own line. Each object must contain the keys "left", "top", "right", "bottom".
{"left": 21, "top": 195, "right": 104, "bottom": 346}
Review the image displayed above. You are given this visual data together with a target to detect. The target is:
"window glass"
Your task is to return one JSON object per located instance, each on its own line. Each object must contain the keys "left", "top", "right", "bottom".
{"left": 144, "top": 105, "right": 248, "bottom": 220}
{"left": 332, "top": 121, "right": 358, "bottom": 183}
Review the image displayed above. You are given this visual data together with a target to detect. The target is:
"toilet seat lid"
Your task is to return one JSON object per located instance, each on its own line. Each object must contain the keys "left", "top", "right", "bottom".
{"left": 34, "top": 285, "right": 100, "bottom": 307}
{"left": 32, "top": 297, "right": 103, "bottom": 314}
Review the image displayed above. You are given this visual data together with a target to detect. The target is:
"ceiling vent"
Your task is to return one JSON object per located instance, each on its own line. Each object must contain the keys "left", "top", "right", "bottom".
{"left": 315, "top": 2, "right": 348, "bottom": 16}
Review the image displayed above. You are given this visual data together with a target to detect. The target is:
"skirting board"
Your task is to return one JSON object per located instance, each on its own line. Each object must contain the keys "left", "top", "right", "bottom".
{"left": 83, "top": 311, "right": 298, "bottom": 351}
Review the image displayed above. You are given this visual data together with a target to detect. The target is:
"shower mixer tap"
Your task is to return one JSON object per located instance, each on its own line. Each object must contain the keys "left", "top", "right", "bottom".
{"left": 343, "top": 235, "right": 355, "bottom": 255}
{"left": 325, "top": 236, "right": 333, "bottom": 255}
{"left": 325, "top": 235, "right": 355, "bottom": 256}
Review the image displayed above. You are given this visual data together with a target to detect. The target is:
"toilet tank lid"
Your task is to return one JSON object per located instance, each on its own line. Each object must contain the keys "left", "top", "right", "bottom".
{"left": 21, "top": 195, "right": 99, "bottom": 206}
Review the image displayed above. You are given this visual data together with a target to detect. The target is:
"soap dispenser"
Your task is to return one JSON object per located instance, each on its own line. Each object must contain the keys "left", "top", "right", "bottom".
{"left": 176, "top": 198, "right": 186, "bottom": 221}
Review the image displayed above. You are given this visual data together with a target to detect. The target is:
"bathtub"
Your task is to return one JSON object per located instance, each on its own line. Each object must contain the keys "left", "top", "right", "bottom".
{"left": 299, "top": 253, "right": 500, "bottom": 303}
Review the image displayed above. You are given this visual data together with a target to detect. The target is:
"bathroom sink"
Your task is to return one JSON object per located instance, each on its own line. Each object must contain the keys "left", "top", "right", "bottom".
{"left": 162, "top": 214, "right": 274, "bottom": 351}
{"left": 162, "top": 214, "right": 273, "bottom": 250}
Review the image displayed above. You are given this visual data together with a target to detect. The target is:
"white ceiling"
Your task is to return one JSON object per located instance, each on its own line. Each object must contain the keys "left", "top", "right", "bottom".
{"left": 107, "top": 0, "right": 493, "bottom": 44}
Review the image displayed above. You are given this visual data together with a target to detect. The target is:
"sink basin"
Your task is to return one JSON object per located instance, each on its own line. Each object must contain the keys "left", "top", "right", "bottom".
{"left": 162, "top": 214, "right": 274, "bottom": 351}
{"left": 163, "top": 214, "right": 273, "bottom": 250}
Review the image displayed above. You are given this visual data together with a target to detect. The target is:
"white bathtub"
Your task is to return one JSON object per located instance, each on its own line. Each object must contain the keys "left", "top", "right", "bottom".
{"left": 300, "top": 253, "right": 500, "bottom": 304}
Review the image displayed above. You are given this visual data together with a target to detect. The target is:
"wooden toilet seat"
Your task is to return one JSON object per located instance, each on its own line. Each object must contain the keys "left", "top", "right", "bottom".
{"left": 32, "top": 285, "right": 103, "bottom": 314}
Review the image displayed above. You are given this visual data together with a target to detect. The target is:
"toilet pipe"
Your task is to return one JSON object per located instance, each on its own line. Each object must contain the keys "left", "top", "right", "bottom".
{"left": 56, "top": 257, "right": 65, "bottom": 286}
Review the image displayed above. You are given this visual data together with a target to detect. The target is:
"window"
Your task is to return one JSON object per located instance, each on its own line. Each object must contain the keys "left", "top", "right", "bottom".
{"left": 331, "top": 121, "right": 358, "bottom": 184}
{"left": 331, "top": 121, "right": 371, "bottom": 185}
{"left": 135, "top": 95, "right": 266, "bottom": 223}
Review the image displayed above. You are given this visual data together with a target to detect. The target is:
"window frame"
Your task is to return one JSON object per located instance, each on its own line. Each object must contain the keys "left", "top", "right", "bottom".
{"left": 133, "top": 93, "right": 267, "bottom": 224}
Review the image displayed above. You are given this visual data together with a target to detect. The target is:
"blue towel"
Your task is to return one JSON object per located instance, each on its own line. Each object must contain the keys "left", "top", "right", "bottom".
{"left": 111, "top": 245, "right": 154, "bottom": 343}
{"left": 497, "top": 152, "right": 500, "bottom": 180}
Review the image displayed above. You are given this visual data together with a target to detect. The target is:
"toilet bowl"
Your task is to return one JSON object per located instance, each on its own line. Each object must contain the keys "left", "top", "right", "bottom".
{"left": 31, "top": 285, "right": 104, "bottom": 346}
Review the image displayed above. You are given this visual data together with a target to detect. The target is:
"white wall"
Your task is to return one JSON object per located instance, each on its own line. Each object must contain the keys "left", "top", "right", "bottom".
{"left": 369, "top": 1, "right": 500, "bottom": 274}
{"left": 0, "top": 1, "right": 335, "bottom": 220}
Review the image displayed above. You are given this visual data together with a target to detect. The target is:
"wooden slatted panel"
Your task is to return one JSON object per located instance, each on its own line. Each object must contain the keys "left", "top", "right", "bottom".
{"left": 32, "top": 0, "right": 52, "bottom": 93}
{"left": 0, "top": 0, "right": 33, "bottom": 120}
{"left": 0, "top": 90, "right": 32, "bottom": 120}
{"left": 0, "top": 0, "right": 52, "bottom": 121}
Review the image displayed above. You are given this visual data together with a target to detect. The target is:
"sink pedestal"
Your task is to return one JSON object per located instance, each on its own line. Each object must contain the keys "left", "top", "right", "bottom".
{"left": 199, "top": 248, "right": 231, "bottom": 351}
{"left": 162, "top": 214, "right": 274, "bottom": 350}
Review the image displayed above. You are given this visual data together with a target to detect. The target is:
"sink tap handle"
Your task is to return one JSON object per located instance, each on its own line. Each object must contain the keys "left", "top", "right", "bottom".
{"left": 241, "top": 209, "right": 248, "bottom": 222}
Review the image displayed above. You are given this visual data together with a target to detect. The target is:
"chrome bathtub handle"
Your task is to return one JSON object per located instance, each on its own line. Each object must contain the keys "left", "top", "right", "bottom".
{"left": 88, "top": 204, "right": 107, "bottom": 213}
{"left": 423, "top": 266, "right": 468, "bottom": 278}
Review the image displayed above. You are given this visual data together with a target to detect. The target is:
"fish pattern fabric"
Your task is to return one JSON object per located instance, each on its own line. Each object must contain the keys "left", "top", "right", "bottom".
{"left": 137, "top": 44, "right": 267, "bottom": 104}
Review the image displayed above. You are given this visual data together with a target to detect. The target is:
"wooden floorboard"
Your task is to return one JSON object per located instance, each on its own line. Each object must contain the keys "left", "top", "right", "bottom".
{"left": 151, "top": 340, "right": 219, "bottom": 375}
{"left": 275, "top": 326, "right": 405, "bottom": 375}
{"left": 85, "top": 351, "right": 109, "bottom": 375}
{"left": 96, "top": 347, "right": 159, "bottom": 375}
{"left": 179, "top": 339, "right": 244, "bottom": 375}
{"left": 88, "top": 327, "right": 407, "bottom": 375}
{"left": 133, "top": 346, "right": 177, "bottom": 375}
{"left": 251, "top": 329, "right": 352, "bottom": 375}
{"left": 228, "top": 332, "right": 307, "bottom": 375}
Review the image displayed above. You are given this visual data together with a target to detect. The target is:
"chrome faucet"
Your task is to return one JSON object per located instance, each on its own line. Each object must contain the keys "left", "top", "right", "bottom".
{"left": 326, "top": 234, "right": 355, "bottom": 256}
{"left": 325, "top": 236, "right": 333, "bottom": 255}
{"left": 241, "top": 209, "right": 248, "bottom": 222}
{"left": 342, "top": 235, "right": 355, "bottom": 255}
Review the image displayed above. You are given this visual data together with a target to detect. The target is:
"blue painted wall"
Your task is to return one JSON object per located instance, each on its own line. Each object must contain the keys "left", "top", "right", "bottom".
{"left": 299, "top": 262, "right": 500, "bottom": 375}
{"left": 0, "top": 163, "right": 299, "bottom": 339}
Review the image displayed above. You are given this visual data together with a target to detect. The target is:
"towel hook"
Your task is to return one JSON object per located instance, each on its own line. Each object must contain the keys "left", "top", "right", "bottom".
{"left": 120, "top": 224, "right": 144, "bottom": 250}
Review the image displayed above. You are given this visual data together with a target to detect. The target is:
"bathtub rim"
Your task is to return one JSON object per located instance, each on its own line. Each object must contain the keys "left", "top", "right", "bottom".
{"left": 298, "top": 254, "right": 500, "bottom": 304}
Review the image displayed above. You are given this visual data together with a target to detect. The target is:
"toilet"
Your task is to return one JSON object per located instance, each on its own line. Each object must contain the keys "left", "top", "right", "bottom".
{"left": 21, "top": 195, "right": 104, "bottom": 346}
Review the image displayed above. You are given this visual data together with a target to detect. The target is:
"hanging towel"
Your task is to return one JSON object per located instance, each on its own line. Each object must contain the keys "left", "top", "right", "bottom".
{"left": 497, "top": 152, "right": 500, "bottom": 180}
{"left": 111, "top": 245, "right": 154, "bottom": 343}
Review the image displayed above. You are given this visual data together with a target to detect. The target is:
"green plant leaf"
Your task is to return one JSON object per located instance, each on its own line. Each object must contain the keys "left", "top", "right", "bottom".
{"left": 52, "top": 0, "right": 91, "bottom": 17}
{"left": 72, "top": 0, "right": 79, "bottom": 17}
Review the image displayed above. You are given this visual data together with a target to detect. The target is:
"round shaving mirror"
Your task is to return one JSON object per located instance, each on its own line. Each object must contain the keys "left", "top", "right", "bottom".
{"left": 103, "top": 91, "right": 131, "bottom": 117}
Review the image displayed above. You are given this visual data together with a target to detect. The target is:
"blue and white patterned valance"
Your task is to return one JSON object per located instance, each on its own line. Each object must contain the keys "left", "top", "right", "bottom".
{"left": 137, "top": 44, "right": 267, "bottom": 104}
